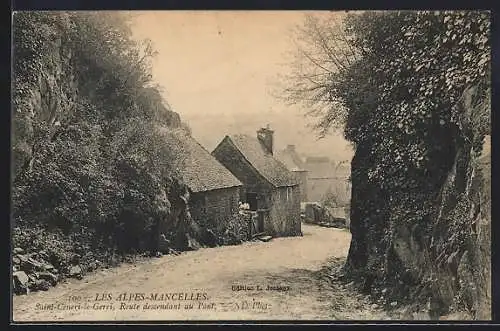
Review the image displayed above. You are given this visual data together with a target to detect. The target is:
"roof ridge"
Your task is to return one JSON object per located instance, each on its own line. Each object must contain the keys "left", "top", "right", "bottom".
{"left": 224, "top": 135, "right": 274, "bottom": 187}
{"left": 159, "top": 128, "right": 242, "bottom": 192}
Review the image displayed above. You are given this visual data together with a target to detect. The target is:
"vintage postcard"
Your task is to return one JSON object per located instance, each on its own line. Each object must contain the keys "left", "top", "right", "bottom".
{"left": 11, "top": 10, "right": 491, "bottom": 322}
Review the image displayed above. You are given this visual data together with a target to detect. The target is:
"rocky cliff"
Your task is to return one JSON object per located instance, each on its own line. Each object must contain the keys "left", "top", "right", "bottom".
{"left": 11, "top": 12, "right": 189, "bottom": 295}
{"left": 345, "top": 86, "right": 491, "bottom": 319}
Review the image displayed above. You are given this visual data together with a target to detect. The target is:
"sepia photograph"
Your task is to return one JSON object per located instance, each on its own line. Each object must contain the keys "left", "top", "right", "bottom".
{"left": 11, "top": 10, "right": 491, "bottom": 322}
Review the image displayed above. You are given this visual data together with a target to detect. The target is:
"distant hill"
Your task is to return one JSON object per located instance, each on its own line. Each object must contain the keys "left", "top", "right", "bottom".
{"left": 181, "top": 109, "right": 354, "bottom": 163}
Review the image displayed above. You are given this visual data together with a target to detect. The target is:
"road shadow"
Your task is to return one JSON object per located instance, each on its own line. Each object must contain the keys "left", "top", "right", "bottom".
{"left": 223, "top": 257, "right": 392, "bottom": 320}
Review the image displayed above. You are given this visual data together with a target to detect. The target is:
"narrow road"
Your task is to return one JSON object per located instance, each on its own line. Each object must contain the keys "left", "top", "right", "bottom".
{"left": 12, "top": 224, "right": 388, "bottom": 321}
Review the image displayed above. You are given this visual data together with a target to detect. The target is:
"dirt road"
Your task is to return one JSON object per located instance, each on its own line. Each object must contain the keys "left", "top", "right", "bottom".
{"left": 12, "top": 224, "right": 389, "bottom": 321}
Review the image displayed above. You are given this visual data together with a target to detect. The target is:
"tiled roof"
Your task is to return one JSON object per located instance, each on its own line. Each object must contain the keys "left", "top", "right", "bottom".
{"left": 157, "top": 127, "right": 242, "bottom": 193}
{"left": 226, "top": 134, "right": 298, "bottom": 187}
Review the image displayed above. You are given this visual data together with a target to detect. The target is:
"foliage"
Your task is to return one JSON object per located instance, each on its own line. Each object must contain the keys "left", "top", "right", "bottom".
{"left": 12, "top": 224, "right": 77, "bottom": 271}
{"left": 11, "top": 11, "right": 184, "bottom": 260}
{"left": 221, "top": 212, "right": 250, "bottom": 245}
{"left": 321, "top": 188, "right": 338, "bottom": 208}
{"left": 337, "top": 12, "right": 488, "bottom": 188}
{"left": 196, "top": 211, "right": 251, "bottom": 248}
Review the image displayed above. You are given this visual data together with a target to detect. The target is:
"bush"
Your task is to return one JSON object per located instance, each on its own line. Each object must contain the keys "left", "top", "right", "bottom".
{"left": 199, "top": 212, "right": 251, "bottom": 247}
{"left": 13, "top": 224, "right": 73, "bottom": 268}
{"left": 222, "top": 212, "right": 251, "bottom": 245}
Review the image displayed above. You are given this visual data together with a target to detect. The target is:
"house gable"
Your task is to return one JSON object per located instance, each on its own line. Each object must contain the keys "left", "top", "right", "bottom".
{"left": 219, "top": 134, "right": 298, "bottom": 188}
{"left": 212, "top": 136, "right": 274, "bottom": 193}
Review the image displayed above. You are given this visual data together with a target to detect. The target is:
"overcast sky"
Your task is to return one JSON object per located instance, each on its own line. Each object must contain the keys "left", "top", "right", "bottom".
{"left": 131, "top": 11, "right": 353, "bottom": 161}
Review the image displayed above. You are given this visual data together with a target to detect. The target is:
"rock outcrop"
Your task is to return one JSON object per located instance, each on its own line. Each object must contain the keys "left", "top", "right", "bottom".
{"left": 12, "top": 250, "right": 70, "bottom": 293}
{"left": 344, "top": 85, "right": 491, "bottom": 319}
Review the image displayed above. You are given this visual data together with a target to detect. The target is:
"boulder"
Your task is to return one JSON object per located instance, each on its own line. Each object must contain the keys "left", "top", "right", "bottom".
{"left": 32, "top": 279, "right": 51, "bottom": 291}
{"left": 27, "top": 273, "right": 37, "bottom": 283}
{"left": 17, "top": 254, "right": 28, "bottom": 264}
{"left": 86, "top": 262, "right": 97, "bottom": 272}
{"left": 186, "top": 234, "right": 201, "bottom": 251}
{"left": 413, "top": 311, "right": 432, "bottom": 320}
{"left": 13, "top": 271, "right": 29, "bottom": 293}
{"left": 25, "top": 257, "right": 44, "bottom": 271}
{"left": 71, "top": 254, "right": 81, "bottom": 264}
{"left": 13, "top": 247, "right": 24, "bottom": 254}
{"left": 38, "top": 272, "right": 58, "bottom": 286}
{"left": 69, "top": 265, "right": 83, "bottom": 279}
{"left": 168, "top": 248, "right": 180, "bottom": 256}
{"left": 203, "top": 229, "right": 218, "bottom": 248}
{"left": 258, "top": 235, "right": 273, "bottom": 242}
{"left": 181, "top": 232, "right": 201, "bottom": 251}
{"left": 158, "top": 234, "right": 171, "bottom": 253}
{"left": 42, "top": 263, "right": 55, "bottom": 272}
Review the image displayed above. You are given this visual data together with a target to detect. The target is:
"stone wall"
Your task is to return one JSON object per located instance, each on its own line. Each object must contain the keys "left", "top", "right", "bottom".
{"left": 212, "top": 138, "right": 274, "bottom": 205}
{"left": 190, "top": 187, "right": 241, "bottom": 232}
{"left": 267, "top": 185, "right": 302, "bottom": 237}
{"left": 292, "top": 170, "right": 308, "bottom": 202}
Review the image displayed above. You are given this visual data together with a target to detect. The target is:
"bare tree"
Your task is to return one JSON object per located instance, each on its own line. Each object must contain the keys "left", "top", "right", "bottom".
{"left": 273, "top": 12, "right": 361, "bottom": 137}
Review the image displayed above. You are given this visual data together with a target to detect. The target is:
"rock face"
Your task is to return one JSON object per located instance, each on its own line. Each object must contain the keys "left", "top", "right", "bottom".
{"left": 454, "top": 143, "right": 491, "bottom": 319}
{"left": 345, "top": 87, "right": 491, "bottom": 319}
{"left": 10, "top": 12, "right": 246, "bottom": 297}
{"left": 421, "top": 96, "right": 491, "bottom": 319}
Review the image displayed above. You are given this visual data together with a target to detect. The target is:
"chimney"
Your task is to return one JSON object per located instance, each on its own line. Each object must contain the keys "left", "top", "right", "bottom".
{"left": 257, "top": 125, "right": 274, "bottom": 155}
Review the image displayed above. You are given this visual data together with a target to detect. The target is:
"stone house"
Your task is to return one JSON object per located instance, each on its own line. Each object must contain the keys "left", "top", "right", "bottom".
{"left": 304, "top": 156, "right": 350, "bottom": 205}
{"left": 212, "top": 126, "right": 301, "bottom": 237}
{"left": 275, "top": 144, "right": 308, "bottom": 202}
{"left": 158, "top": 128, "right": 243, "bottom": 233}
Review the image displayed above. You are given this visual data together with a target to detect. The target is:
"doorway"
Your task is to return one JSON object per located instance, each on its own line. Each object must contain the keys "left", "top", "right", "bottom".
{"left": 246, "top": 193, "right": 258, "bottom": 211}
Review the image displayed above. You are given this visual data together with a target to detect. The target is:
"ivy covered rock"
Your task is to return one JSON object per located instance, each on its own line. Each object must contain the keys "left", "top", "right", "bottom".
{"left": 336, "top": 11, "right": 491, "bottom": 318}
{"left": 282, "top": 10, "right": 490, "bottom": 319}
